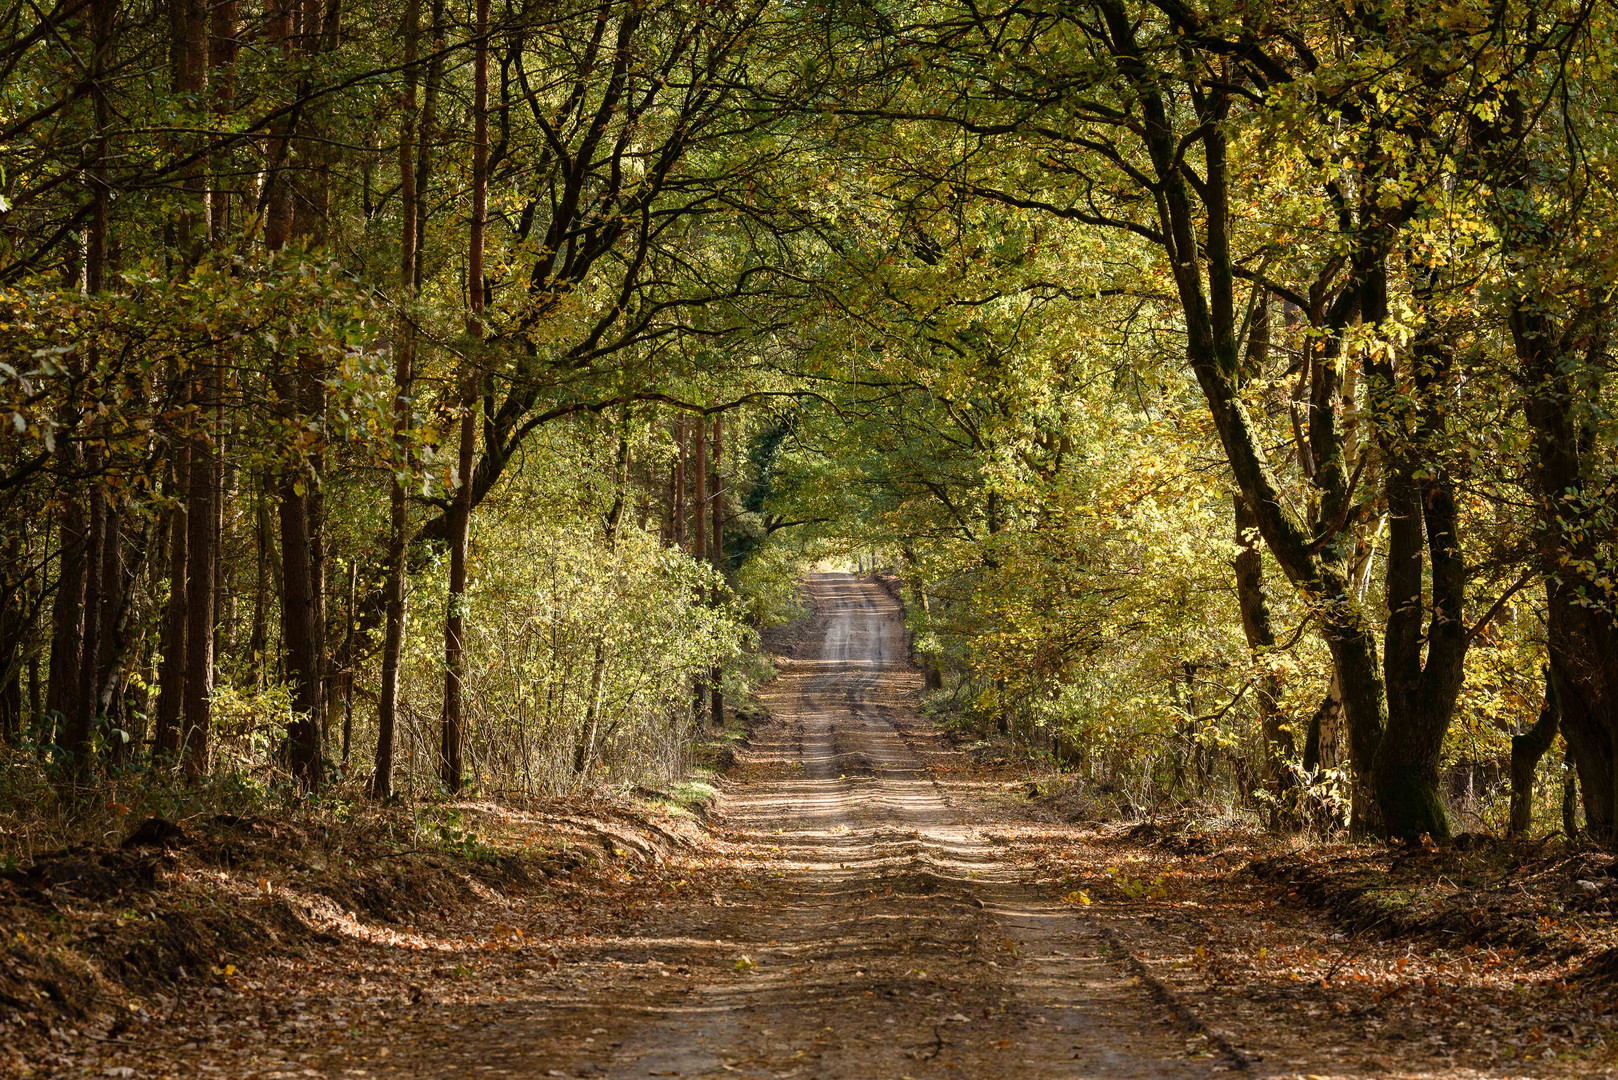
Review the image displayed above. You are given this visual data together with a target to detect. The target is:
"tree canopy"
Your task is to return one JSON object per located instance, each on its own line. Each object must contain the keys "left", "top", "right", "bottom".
{"left": 1, "top": 0, "right": 1615, "bottom": 844}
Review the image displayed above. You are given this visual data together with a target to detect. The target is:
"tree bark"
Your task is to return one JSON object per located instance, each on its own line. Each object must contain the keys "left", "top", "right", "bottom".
{"left": 673, "top": 417, "right": 687, "bottom": 550}
{"left": 279, "top": 436, "right": 322, "bottom": 788}
{"left": 182, "top": 368, "right": 217, "bottom": 779}
{"left": 1516, "top": 315, "right": 1618, "bottom": 843}
{"left": 1364, "top": 271, "right": 1468, "bottom": 840}
{"left": 691, "top": 413, "right": 708, "bottom": 723}
{"left": 93, "top": 502, "right": 125, "bottom": 762}
{"left": 1563, "top": 746, "right": 1581, "bottom": 839}
{"left": 155, "top": 450, "right": 188, "bottom": 756}
{"left": 64, "top": 471, "right": 105, "bottom": 779}
{"left": 373, "top": 0, "right": 421, "bottom": 800}
{"left": 1234, "top": 493, "right": 1292, "bottom": 822}
{"left": 441, "top": 0, "right": 487, "bottom": 793}
{"left": 709, "top": 415, "right": 724, "bottom": 733}
{"left": 1231, "top": 294, "right": 1294, "bottom": 824}
{"left": 1510, "top": 667, "right": 1559, "bottom": 837}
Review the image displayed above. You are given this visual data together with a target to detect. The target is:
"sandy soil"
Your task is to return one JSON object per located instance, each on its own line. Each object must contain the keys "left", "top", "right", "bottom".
{"left": 27, "top": 572, "right": 1616, "bottom": 1079}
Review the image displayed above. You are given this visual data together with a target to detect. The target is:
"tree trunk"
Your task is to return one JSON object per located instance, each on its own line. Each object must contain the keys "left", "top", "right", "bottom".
{"left": 1509, "top": 667, "right": 1559, "bottom": 837}
{"left": 182, "top": 366, "right": 217, "bottom": 779}
{"left": 156, "top": 451, "right": 188, "bottom": 756}
{"left": 373, "top": 0, "right": 421, "bottom": 800}
{"left": 1485, "top": 79, "right": 1618, "bottom": 845}
{"left": 673, "top": 417, "right": 687, "bottom": 550}
{"left": 247, "top": 477, "right": 271, "bottom": 686}
{"left": 93, "top": 502, "right": 124, "bottom": 759}
{"left": 342, "top": 558, "right": 356, "bottom": 766}
{"left": 1364, "top": 270, "right": 1468, "bottom": 841}
{"left": 28, "top": 655, "right": 43, "bottom": 748}
{"left": 709, "top": 415, "right": 724, "bottom": 734}
{"left": 1233, "top": 493, "right": 1293, "bottom": 824}
{"left": 64, "top": 474, "right": 105, "bottom": 779}
{"left": 441, "top": 0, "right": 487, "bottom": 794}
{"left": 263, "top": 0, "right": 295, "bottom": 251}
{"left": 280, "top": 439, "right": 322, "bottom": 788}
{"left": 691, "top": 413, "right": 708, "bottom": 723}
{"left": 45, "top": 417, "right": 83, "bottom": 760}
{"left": 1563, "top": 746, "right": 1581, "bottom": 839}
{"left": 208, "top": 0, "right": 238, "bottom": 245}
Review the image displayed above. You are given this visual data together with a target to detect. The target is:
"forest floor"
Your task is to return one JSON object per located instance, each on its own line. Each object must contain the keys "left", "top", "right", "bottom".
{"left": 6, "top": 571, "right": 1618, "bottom": 1079}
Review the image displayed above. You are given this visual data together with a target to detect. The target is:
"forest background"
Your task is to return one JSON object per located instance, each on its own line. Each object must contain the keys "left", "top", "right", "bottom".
{"left": 1, "top": 0, "right": 1615, "bottom": 847}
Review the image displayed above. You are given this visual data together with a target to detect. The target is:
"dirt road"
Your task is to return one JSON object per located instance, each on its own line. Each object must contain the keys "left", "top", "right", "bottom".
{"left": 367, "top": 572, "right": 1216, "bottom": 1079}
{"left": 591, "top": 572, "right": 1209, "bottom": 1078}
{"left": 51, "top": 572, "right": 1612, "bottom": 1079}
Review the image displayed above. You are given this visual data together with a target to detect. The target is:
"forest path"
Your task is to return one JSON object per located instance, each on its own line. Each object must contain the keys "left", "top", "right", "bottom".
{"left": 574, "top": 571, "right": 1207, "bottom": 1078}
{"left": 368, "top": 572, "right": 1210, "bottom": 1079}
{"left": 66, "top": 573, "right": 1608, "bottom": 1080}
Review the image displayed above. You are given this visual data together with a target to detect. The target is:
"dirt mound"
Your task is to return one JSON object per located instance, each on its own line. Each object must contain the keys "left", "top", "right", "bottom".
{"left": 1245, "top": 845, "right": 1579, "bottom": 958}
{"left": 0, "top": 799, "right": 691, "bottom": 1049}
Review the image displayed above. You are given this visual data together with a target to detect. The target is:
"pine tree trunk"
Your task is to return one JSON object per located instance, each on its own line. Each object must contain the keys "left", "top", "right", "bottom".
{"left": 672, "top": 417, "right": 687, "bottom": 550}
{"left": 280, "top": 437, "right": 322, "bottom": 788}
{"left": 156, "top": 450, "right": 189, "bottom": 756}
{"left": 94, "top": 503, "right": 127, "bottom": 762}
{"left": 373, "top": 0, "right": 421, "bottom": 800}
{"left": 709, "top": 416, "right": 724, "bottom": 734}
{"left": 182, "top": 371, "right": 217, "bottom": 779}
{"left": 247, "top": 478, "right": 268, "bottom": 685}
{"left": 65, "top": 474, "right": 105, "bottom": 779}
{"left": 691, "top": 415, "right": 708, "bottom": 724}
{"left": 441, "top": 0, "right": 487, "bottom": 794}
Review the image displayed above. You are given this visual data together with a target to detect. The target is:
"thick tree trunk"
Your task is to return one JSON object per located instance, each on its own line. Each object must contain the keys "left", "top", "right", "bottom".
{"left": 1362, "top": 269, "right": 1468, "bottom": 841}
{"left": 96, "top": 508, "right": 147, "bottom": 763}
{"left": 280, "top": 443, "right": 322, "bottom": 788}
{"left": 1096, "top": 7, "right": 1393, "bottom": 835}
{"left": 208, "top": 0, "right": 238, "bottom": 244}
{"left": 1512, "top": 294, "right": 1618, "bottom": 843}
{"left": 308, "top": 449, "right": 327, "bottom": 751}
{"left": 93, "top": 503, "right": 122, "bottom": 758}
{"left": 45, "top": 446, "right": 83, "bottom": 763}
{"left": 262, "top": 0, "right": 295, "bottom": 251}
{"left": 1552, "top": 642, "right": 1615, "bottom": 841}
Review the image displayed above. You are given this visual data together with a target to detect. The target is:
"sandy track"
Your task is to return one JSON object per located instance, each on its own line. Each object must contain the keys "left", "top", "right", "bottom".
{"left": 34, "top": 573, "right": 1613, "bottom": 1080}
{"left": 546, "top": 572, "right": 1211, "bottom": 1079}
{"left": 312, "top": 572, "right": 1216, "bottom": 1080}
